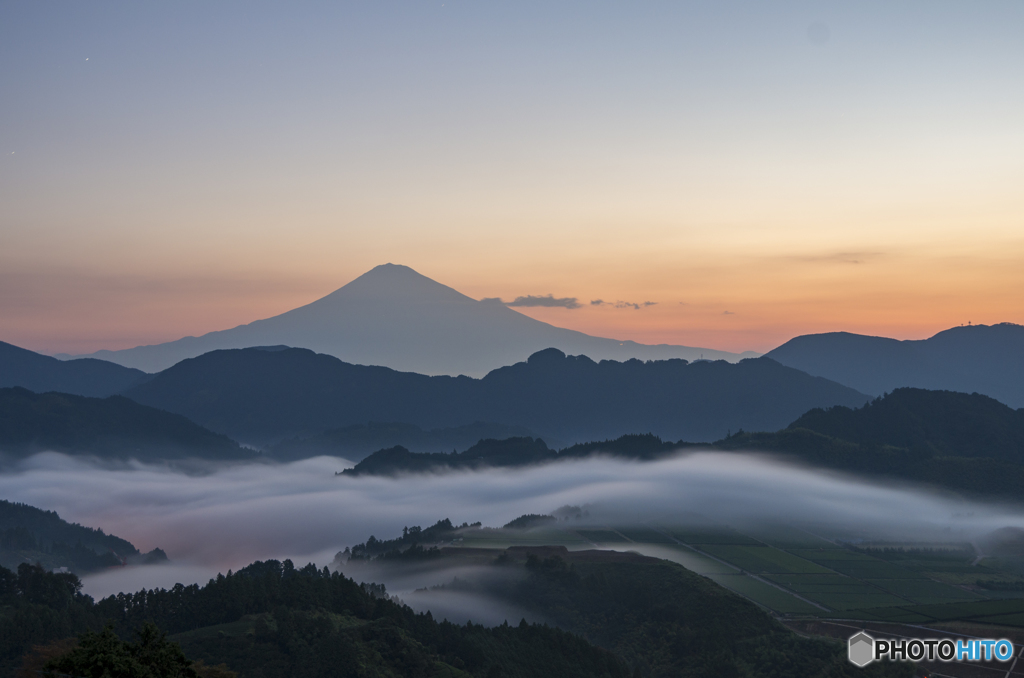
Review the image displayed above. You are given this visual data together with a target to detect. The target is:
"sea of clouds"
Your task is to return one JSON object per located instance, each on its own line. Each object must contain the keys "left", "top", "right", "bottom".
{"left": 1, "top": 450, "right": 1022, "bottom": 602}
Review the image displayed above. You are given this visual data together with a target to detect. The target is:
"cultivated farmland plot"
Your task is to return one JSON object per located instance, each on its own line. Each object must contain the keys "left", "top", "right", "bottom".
{"left": 459, "top": 521, "right": 1024, "bottom": 626}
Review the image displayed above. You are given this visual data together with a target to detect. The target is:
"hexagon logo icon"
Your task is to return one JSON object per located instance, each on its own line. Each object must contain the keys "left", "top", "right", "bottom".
{"left": 848, "top": 631, "right": 874, "bottom": 667}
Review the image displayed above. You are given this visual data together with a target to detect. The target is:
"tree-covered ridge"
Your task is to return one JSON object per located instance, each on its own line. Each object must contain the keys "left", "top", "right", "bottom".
{"left": 1, "top": 558, "right": 631, "bottom": 678}
{"left": 344, "top": 519, "right": 480, "bottom": 559}
{"left": 0, "top": 387, "right": 255, "bottom": 461}
{"left": 341, "top": 434, "right": 686, "bottom": 476}
{"left": 343, "top": 531, "right": 913, "bottom": 678}
{"left": 503, "top": 514, "right": 556, "bottom": 530}
{"left": 0, "top": 499, "right": 166, "bottom": 575}
{"left": 789, "top": 387, "right": 1024, "bottom": 461}
{"left": 717, "top": 387, "right": 1024, "bottom": 497}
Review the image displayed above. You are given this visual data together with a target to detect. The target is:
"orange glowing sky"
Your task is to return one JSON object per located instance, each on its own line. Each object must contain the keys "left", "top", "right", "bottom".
{"left": 2, "top": 2, "right": 1022, "bottom": 356}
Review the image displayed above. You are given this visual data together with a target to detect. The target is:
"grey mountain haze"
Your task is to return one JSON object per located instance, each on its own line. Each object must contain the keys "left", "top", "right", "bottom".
{"left": 766, "top": 323, "right": 1024, "bottom": 408}
{"left": 60, "top": 264, "right": 756, "bottom": 375}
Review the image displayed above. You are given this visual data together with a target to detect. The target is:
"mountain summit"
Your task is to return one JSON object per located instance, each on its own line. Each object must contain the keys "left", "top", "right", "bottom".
{"left": 68, "top": 264, "right": 754, "bottom": 375}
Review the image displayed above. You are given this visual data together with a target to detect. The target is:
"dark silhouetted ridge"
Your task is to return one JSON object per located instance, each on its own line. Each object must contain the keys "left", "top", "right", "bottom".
{"left": 0, "top": 340, "right": 149, "bottom": 397}
{"left": 717, "top": 388, "right": 1024, "bottom": 498}
{"left": 124, "top": 347, "right": 870, "bottom": 446}
{"left": 789, "top": 387, "right": 1024, "bottom": 461}
{"left": 766, "top": 323, "right": 1024, "bottom": 407}
{"left": 0, "top": 387, "right": 253, "bottom": 461}
{"left": 340, "top": 434, "right": 691, "bottom": 477}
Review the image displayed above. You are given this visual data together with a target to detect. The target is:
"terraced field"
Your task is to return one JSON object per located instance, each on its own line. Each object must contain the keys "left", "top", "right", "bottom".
{"left": 704, "top": 573, "right": 824, "bottom": 615}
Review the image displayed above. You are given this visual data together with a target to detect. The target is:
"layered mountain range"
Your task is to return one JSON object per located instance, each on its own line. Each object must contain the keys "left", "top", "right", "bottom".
{"left": 2, "top": 263, "right": 1022, "bottom": 469}
{"left": 123, "top": 346, "right": 869, "bottom": 447}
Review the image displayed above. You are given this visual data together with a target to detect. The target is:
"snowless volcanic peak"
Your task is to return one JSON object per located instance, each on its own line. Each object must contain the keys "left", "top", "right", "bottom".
{"left": 67, "top": 264, "right": 753, "bottom": 375}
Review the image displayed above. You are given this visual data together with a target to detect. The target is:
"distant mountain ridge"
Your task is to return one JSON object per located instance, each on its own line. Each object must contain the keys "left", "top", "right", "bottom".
{"left": 0, "top": 387, "right": 255, "bottom": 461}
{"left": 59, "top": 264, "right": 756, "bottom": 375}
{"left": 766, "top": 323, "right": 1024, "bottom": 408}
{"left": 124, "top": 346, "right": 870, "bottom": 446}
{"left": 0, "top": 340, "right": 150, "bottom": 397}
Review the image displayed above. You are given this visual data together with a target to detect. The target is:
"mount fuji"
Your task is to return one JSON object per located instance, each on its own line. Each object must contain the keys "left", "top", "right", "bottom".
{"left": 63, "top": 264, "right": 756, "bottom": 375}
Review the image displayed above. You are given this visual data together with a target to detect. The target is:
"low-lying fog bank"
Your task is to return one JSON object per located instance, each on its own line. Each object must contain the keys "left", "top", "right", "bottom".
{"left": 1, "top": 450, "right": 1022, "bottom": 599}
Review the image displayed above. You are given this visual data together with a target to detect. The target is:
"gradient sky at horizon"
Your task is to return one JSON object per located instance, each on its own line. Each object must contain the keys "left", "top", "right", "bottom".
{"left": 2, "top": 1, "right": 1022, "bottom": 355}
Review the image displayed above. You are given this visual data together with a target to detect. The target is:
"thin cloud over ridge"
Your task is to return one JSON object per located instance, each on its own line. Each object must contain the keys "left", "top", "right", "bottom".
{"left": 504, "top": 294, "right": 581, "bottom": 309}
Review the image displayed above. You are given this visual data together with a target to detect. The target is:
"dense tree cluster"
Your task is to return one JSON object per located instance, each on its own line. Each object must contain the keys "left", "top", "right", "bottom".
{"left": 502, "top": 515, "right": 557, "bottom": 530}
{"left": 346, "top": 519, "right": 479, "bottom": 559}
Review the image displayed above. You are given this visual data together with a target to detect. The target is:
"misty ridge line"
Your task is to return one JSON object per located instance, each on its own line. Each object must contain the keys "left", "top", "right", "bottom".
{"left": 5, "top": 382, "right": 1024, "bottom": 510}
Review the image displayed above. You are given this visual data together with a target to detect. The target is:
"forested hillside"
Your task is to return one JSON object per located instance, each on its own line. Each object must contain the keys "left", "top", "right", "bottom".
{"left": 1, "top": 552, "right": 912, "bottom": 678}
{"left": 0, "top": 500, "right": 166, "bottom": 574}
{"left": 789, "top": 388, "right": 1024, "bottom": 461}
